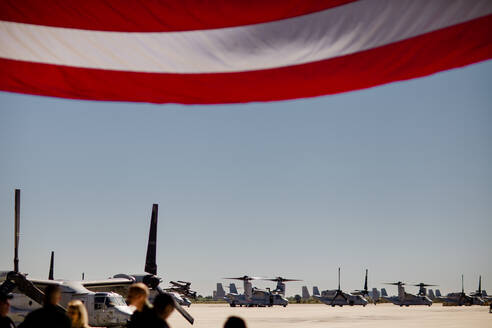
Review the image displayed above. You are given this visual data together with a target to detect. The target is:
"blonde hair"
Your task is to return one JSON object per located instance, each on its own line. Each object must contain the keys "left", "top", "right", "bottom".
{"left": 129, "top": 283, "right": 150, "bottom": 297}
{"left": 68, "top": 300, "right": 90, "bottom": 328}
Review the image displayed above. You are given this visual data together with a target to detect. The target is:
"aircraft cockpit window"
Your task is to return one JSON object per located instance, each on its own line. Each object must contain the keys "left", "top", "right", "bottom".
{"left": 95, "top": 296, "right": 105, "bottom": 304}
{"left": 105, "top": 296, "right": 126, "bottom": 307}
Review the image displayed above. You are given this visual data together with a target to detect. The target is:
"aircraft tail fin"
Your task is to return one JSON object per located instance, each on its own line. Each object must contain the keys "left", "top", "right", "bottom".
{"left": 427, "top": 289, "right": 435, "bottom": 299}
{"left": 302, "top": 286, "right": 310, "bottom": 299}
{"left": 215, "top": 283, "right": 225, "bottom": 299}
{"left": 372, "top": 288, "right": 380, "bottom": 300}
{"left": 435, "top": 289, "right": 442, "bottom": 297}
{"left": 313, "top": 286, "right": 320, "bottom": 296}
{"left": 381, "top": 288, "right": 388, "bottom": 297}
{"left": 229, "top": 283, "right": 238, "bottom": 294}
{"left": 482, "top": 290, "right": 487, "bottom": 296}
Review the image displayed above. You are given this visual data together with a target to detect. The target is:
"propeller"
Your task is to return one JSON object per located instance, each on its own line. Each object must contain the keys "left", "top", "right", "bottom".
{"left": 384, "top": 281, "right": 406, "bottom": 286}
{"left": 263, "top": 277, "right": 302, "bottom": 283}
{"left": 330, "top": 267, "right": 348, "bottom": 305}
{"left": 224, "top": 276, "right": 264, "bottom": 281}
{"left": 412, "top": 283, "right": 438, "bottom": 287}
{"left": 48, "top": 251, "right": 54, "bottom": 280}
{"left": 412, "top": 282, "right": 437, "bottom": 296}
{"left": 0, "top": 189, "right": 65, "bottom": 311}
{"left": 141, "top": 204, "right": 194, "bottom": 325}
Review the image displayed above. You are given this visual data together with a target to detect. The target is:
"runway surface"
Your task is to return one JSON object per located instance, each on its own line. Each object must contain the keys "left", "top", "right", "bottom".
{"left": 167, "top": 303, "right": 491, "bottom": 328}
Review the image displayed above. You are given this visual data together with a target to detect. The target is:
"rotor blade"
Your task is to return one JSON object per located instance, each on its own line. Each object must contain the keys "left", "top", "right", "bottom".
{"left": 14, "top": 189, "right": 20, "bottom": 273}
{"left": 338, "top": 268, "right": 341, "bottom": 290}
{"left": 48, "top": 251, "right": 54, "bottom": 280}
{"left": 364, "top": 269, "right": 368, "bottom": 291}
{"left": 144, "top": 204, "right": 158, "bottom": 275}
{"left": 156, "top": 286, "right": 194, "bottom": 325}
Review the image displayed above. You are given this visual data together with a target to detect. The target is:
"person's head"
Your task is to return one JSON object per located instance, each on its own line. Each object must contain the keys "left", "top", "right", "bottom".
{"left": 224, "top": 316, "right": 247, "bottom": 328}
{"left": 127, "top": 283, "right": 149, "bottom": 311}
{"left": 153, "top": 293, "right": 175, "bottom": 320}
{"left": 0, "top": 293, "right": 13, "bottom": 317}
{"left": 67, "top": 300, "right": 89, "bottom": 328}
{"left": 44, "top": 284, "right": 62, "bottom": 306}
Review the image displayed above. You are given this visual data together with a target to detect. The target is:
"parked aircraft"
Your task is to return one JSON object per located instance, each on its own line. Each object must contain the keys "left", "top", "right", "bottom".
{"left": 381, "top": 281, "right": 432, "bottom": 306}
{"left": 315, "top": 268, "right": 368, "bottom": 307}
{"left": 262, "top": 277, "right": 301, "bottom": 296}
{"left": 223, "top": 276, "right": 288, "bottom": 307}
{"left": 0, "top": 189, "right": 134, "bottom": 327}
{"left": 100, "top": 204, "right": 195, "bottom": 323}
{"left": 437, "top": 275, "right": 474, "bottom": 306}
{"left": 470, "top": 276, "right": 488, "bottom": 305}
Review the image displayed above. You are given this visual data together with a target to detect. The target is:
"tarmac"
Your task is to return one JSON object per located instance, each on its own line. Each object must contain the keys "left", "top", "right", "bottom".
{"left": 167, "top": 303, "right": 492, "bottom": 328}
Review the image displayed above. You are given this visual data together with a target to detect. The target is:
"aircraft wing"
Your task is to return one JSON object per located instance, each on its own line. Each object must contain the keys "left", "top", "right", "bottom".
{"left": 82, "top": 278, "right": 134, "bottom": 297}
{"left": 81, "top": 278, "right": 134, "bottom": 288}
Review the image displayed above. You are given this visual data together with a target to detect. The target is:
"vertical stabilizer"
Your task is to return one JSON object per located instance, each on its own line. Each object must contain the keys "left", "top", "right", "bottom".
{"left": 372, "top": 288, "right": 380, "bottom": 301}
{"left": 145, "top": 204, "right": 158, "bottom": 275}
{"left": 302, "top": 286, "right": 310, "bottom": 299}
{"left": 215, "top": 283, "right": 225, "bottom": 299}
{"left": 229, "top": 283, "right": 238, "bottom": 294}
{"left": 313, "top": 286, "right": 320, "bottom": 296}
{"left": 381, "top": 288, "right": 388, "bottom": 297}
{"left": 435, "top": 289, "right": 442, "bottom": 297}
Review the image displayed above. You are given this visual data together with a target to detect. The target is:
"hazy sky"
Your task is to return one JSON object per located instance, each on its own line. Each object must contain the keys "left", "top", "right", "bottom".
{"left": 0, "top": 61, "right": 491, "bottom": 297}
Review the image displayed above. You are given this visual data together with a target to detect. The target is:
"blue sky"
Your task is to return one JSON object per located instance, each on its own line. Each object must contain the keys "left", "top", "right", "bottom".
{"left": 0, "top": 61, "right": 491, "bottom": 297}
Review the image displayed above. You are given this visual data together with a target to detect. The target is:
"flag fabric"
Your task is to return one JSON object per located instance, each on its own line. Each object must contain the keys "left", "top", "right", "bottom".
{"left": 1, "top": 0, "right": 491, "bottom": 104}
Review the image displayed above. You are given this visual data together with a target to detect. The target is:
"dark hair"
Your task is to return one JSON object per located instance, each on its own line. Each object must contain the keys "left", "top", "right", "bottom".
{"left": 153, "top": 293, "right": 175, "bottom": 315}
{"left": 44, "top": 284, "right": 61, "bottom": 305}
{"left": 224, "top": 316, "right": 247, "bottom": 328}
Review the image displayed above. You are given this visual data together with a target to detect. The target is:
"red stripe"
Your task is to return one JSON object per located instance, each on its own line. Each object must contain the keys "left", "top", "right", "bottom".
{"left": 0, "top": 0, "right": 356, "bottom": 32}
{"left": 1, "top": 15, "right": 491, "bottom": 104}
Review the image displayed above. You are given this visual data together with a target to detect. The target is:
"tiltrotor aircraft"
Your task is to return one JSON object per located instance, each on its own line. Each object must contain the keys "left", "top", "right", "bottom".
{"left": 163, "top": 281, "right": 196, "bottom": 307}
{"left": 98, "top": 204, "right": 195, "bottom": 323}
{"left": 314, "top": 268, "right": 368, "bottom": 307}
{"left": 0, "top": 189, "right": 134, "bottom": 327}
{"left": 223, "top": 276, "right": 289, "bottom": 307}
{"left": 0, "top": 190, "right": 194, "bottom": 326}
{"left": 381, "top": 281, "right": 432, "bottom": 306}
{"left": 262, "top": 277, "right": 301, "bottom": 296}
{"left": 436, "top": 275, "right": 484, "bottom": 306}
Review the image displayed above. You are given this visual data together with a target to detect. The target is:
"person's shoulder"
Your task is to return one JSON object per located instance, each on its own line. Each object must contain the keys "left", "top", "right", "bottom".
{"left": 0, "top": 316, "right": 16, "bottom": 328}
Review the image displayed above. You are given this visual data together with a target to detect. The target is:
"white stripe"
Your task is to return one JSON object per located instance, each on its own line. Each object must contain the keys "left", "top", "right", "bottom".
{"left": 0, "top": 0, "right": 490, "bottom": 73}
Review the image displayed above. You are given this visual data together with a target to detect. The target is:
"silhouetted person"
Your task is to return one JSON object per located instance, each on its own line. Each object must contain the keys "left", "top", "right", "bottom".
{"left": 224, "top": 316, "right": 247, "bottom": 328}
{"left": 127, "top": 283, "right": 159, "bottom": 328}
{"left": 67, "top": 300, "right": 90, "bottom": 328}
{"left": 18, "top": 285, "right": 70, "bottom": 328}
{"left": 0, "top": 293, "right": 15, "bottom": 328}
{"left": 153, "top": 293, "right": 175, "bottom": 328}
